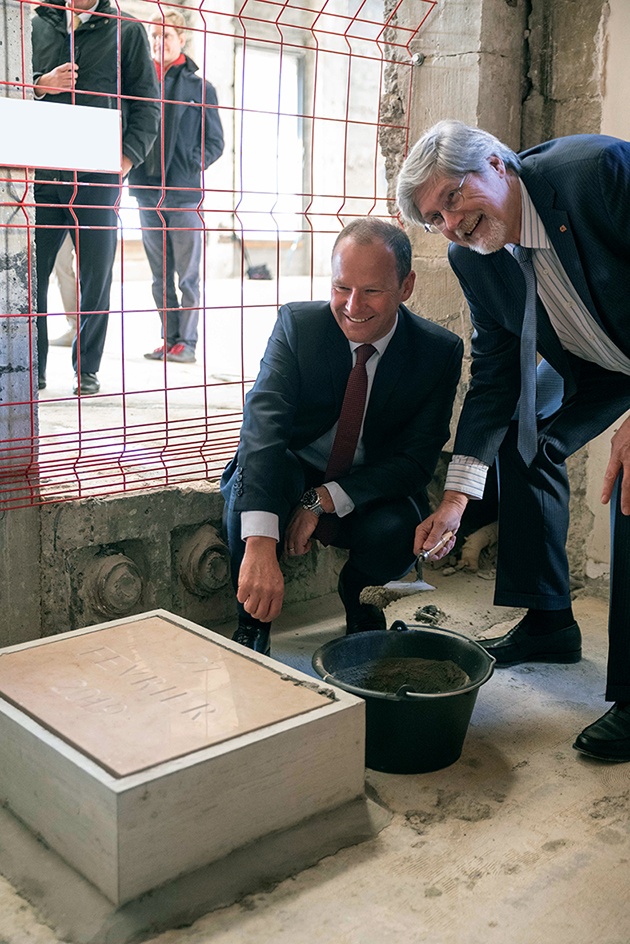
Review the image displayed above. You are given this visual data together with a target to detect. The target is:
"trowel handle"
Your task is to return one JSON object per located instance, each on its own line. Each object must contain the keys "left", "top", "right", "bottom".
{"left": 421, "top": 530, "right": 454, "bottom": 561}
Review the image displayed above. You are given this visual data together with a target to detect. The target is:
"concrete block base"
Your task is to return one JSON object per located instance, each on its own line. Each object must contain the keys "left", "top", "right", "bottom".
{"left": 0, "top": 612, "right": 366, "bottom": 905}
{"left": 0, "top": 794, "right": 390, "bottom": 944}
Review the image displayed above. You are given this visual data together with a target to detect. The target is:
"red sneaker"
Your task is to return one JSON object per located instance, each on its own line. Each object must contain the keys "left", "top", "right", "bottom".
{"left": 144, "top": 345, "right": 168, "bottom": 360}
{"left": 166, "top": 343, "right": 196, "bottom": 363}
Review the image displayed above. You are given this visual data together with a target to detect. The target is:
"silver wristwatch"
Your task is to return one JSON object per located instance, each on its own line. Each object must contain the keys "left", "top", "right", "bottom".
{"left": 300, "top": 488, "right": 325, "bottom": 516}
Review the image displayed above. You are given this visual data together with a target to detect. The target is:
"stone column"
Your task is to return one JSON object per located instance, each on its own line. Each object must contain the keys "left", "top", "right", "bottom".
{"left": 0, "top": 0, "right": 41, "bottom": 644}
{"left": 382, "top": 0, "right": 527, "bottom": 438}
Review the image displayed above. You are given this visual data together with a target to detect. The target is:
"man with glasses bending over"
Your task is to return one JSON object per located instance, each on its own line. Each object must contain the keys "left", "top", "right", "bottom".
{"left": 397, "top": 119, "right": 630, "bottom": 762}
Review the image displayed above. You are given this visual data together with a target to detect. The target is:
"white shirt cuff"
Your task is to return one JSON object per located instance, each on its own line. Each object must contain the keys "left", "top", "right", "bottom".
{"left": 444, "top": 455, "right": 489, "bottom": 500}
{"left": 241, "top": 511, "right": 279, "bottom": 542}
{"left": 323, "top": 481, "right": 355, "bottom": 518}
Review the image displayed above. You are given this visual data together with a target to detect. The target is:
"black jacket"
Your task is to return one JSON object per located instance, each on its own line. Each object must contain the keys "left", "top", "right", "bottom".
{"left": 129, "top": 55, "right": 224, "bottom": 207}
{"left": 32, "top": 0, "right": 159, "bottom": 173}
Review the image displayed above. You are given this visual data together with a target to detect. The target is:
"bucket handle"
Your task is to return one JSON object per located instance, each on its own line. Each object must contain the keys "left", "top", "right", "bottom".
{"left": 390, "top": 620, "right": 411, "bottom": 632}
{"left": 395, "top": 684, "right": 418, "bottom": 698}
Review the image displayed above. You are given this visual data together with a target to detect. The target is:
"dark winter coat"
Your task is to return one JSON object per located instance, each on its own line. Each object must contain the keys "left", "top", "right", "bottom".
{"left": 129, "top": 55, "right": 224, "bottom": 207}
{"left": 32, "top": 0, "right": 159, "bottom": 175}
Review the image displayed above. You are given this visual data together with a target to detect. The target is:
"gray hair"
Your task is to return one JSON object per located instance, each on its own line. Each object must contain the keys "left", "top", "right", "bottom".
{"left": 396, "top": 119, "right": 521, "bottom": 226}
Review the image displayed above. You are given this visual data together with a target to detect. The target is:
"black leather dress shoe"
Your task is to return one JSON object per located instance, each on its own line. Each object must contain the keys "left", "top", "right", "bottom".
{"left": 38, "top": 377, "right": 46, "bottom": 390}
{"left": 479, "top": 618, "right": 582, "bottom": 666}
{"left": 345, "top": 607, "right": 386, "bottom": 635}
{"left": 232, "top": 620, "right": 271, "bottom": 656}
{"left": 338, "top": 567, "right": 386, "bottom": 635}
{"left": 73, "top": 372, "right": 100, "bottom": 396}
{"left": 573, "top": 703, "right": 630, "bottom": 761}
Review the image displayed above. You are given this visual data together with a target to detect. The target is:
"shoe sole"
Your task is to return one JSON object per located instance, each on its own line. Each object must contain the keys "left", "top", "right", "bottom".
{"left": 491, "top": 649, "right": 582, "bottom": 667}
{"left": 572, "top": 742, "right": 630, "bottom": 762}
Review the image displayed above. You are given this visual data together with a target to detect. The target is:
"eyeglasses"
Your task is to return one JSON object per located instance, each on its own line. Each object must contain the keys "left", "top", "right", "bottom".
{"left": 423, "top": 175, "right": 469, "bottom": 234}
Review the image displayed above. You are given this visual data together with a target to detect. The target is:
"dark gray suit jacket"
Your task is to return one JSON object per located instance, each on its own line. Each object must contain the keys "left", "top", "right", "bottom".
{"left": 450, "top": 134, "right": 630, "bottom": 465}
{"left": 222, "top": 300, "right": 463, "bottom": 519}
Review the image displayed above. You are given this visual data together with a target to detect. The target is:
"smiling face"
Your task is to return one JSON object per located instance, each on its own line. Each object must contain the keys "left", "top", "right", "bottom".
{"left": 150, "top": 25, "right": 186, "bottom": 67}
{"left": 414, "top": 155, "right": 522, "bottom": 254}
{"left": 330, "top": 237, "right": 415, "bottom": 344}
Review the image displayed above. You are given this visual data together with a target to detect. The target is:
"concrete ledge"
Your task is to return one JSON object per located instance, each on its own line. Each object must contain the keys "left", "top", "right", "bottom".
{"left": 0, "top": 794, "right": 391, "bottom": 944}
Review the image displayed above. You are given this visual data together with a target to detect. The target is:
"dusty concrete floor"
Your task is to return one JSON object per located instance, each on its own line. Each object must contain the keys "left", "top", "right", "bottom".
{"left": 1, "top": 569, "right": 630, "bottom": 944}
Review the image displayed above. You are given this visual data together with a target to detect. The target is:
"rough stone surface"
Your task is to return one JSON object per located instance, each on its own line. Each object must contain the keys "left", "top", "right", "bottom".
{"left": 0, "top": 1, "right": 41, "bottom": 647}
{"left": 522, "top": 0, "right": 606, "bottom": 147}
{"left": 38, "top": 484, "right": 346, "bottom": 638}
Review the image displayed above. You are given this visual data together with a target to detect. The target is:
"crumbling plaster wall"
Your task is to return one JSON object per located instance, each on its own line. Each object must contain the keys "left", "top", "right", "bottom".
{"left": 384, "top": 0, "right": 616, "bottom": 585}
{"left": 37, "top": 484, "right": 346, "bottom": 640}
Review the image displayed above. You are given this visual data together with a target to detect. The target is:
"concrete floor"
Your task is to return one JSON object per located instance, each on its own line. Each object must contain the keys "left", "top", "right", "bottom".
{"left": 1, "top": 568, "right": 629, "bottom": 944}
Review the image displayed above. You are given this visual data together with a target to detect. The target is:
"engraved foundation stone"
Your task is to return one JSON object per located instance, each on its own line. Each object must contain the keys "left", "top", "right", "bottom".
{"left": 0, "top": 612, "right": 365, "bottom": 905}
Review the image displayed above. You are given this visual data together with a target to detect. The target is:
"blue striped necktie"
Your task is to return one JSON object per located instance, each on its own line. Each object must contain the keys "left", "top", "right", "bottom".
{"left": 513, "top": 245, "right": 538, "bottom": 466}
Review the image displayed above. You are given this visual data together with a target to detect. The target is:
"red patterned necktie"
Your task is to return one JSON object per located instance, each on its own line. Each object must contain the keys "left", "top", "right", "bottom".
{"left": 315, "top": 343, "right": 376, "bottom": 546}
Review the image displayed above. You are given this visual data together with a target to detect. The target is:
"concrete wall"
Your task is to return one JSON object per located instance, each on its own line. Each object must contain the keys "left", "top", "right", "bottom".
{"left": 0, "top": 0, "right": 41, "bottom": 646}
{"left": 34, "top": 483, "right": 345, "bottom": 639}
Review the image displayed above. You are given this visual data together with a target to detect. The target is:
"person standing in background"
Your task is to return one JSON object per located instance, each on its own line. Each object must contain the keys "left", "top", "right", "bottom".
{"left": 49, "top": 233, "right": 78, "bottom": 349}
{"left": 32, "top": 0, "right": 159, "bottom": 395}
{"left": 129, "top": 10, "right": 224, "bottom": 365}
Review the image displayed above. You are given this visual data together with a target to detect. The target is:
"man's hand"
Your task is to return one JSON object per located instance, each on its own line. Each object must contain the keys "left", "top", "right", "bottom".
{"left": 283, "top": 506, "right": 319, "bottom": 557}
{"left": 121, "top": 155, "right": 133, "bottom": 177}
{"left": 237, "top": 536, "right": 284, "bottom": 622}
{"left": 602, "top": 415, "right": 630, "bottom": 514}
{"left": 283, "top": 486, "right": 334, "bottom": 557}
{"left": 36, "top": 62, "right": 78, "bottom": 94}
{"left": 413, "top": 490, "right": 469, "bottom": 559}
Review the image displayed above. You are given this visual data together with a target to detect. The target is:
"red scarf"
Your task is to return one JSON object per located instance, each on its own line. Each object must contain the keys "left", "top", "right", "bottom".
{"left": 154, "top": 53, "right": 186, "bottom": 82}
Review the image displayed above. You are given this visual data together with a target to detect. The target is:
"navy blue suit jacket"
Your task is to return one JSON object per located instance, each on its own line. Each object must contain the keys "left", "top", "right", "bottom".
{"left": 450, "top": 134, "right": 630, "bottom": 465}
{"left": 222, "top": 300, "right": 463, "bottom": 519}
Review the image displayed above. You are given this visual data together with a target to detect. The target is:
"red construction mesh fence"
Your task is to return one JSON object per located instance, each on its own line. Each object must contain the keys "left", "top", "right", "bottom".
{"left": 0, "top": 0, "right": 435, "bottom": 509}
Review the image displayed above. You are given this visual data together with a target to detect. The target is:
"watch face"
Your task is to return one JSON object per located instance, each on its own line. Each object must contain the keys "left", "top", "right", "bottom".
{"left": 302, "top": 489, "right": 322, "bottom": 513}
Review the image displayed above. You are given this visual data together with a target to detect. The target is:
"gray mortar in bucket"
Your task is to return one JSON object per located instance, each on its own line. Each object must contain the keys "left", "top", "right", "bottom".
{"left": 312, "top": 622, "right": 495, "bottom": 773}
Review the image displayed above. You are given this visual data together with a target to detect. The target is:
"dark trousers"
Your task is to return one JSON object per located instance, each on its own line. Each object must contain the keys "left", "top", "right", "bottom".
{"left": 494, "top": 360, "right": 630, "bottom": 701}
{"left": 138, "top": 203, "right": 202, "bottom": 350}
{"left": 35, "top": 175, "right": 119, "bottom": 378}
{"left": 222, "top": 451, "right": 423, "bottom": 621}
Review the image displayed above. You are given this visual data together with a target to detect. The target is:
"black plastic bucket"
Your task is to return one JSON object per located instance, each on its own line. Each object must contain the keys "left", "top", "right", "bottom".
{"left": 312, "top": 621, "right": 495, "bottom": 774}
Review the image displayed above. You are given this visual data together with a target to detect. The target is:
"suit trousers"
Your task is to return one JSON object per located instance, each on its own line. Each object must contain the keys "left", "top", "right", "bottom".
{"left": 494, "top": 360, "right": 630, "bottom": 701}
{"left": 222, "top": 450, "right": 422, "bottom": 620}
{"left": 138, "top": 203, "right": 202, "bottom": 351}
{"left": 35, "top": 175, "right": 120, "bottom": 379}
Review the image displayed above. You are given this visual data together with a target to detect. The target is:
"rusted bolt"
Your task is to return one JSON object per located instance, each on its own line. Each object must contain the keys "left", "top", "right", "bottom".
{"left": 86, "top": 554, "right": 143, "bottom": 617}
{"left": 179, "top": 524, "right": 230, "bottom": 597}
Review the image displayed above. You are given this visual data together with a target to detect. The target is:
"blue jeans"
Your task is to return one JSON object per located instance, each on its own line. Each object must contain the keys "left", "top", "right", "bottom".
{"left": 138, "top": 203, "right": 203, "bottom": 350}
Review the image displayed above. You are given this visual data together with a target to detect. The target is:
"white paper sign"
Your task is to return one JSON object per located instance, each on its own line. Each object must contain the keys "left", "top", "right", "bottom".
{"left": 0, "top": 97, "right": 122, "bottom": 173}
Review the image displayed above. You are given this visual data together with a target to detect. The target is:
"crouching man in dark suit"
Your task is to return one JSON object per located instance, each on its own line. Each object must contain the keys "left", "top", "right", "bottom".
{"left": 221, "top": 218, "right": 463, "bottom": 656}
